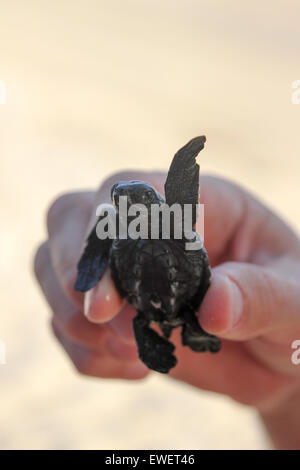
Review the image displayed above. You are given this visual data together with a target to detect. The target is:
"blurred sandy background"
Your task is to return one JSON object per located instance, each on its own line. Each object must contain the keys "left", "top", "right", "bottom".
{"left": 1, "top": 0, "right": 300, "bottom": 450}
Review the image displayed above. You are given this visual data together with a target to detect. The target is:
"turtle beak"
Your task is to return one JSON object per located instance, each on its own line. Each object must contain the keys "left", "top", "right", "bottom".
{"left": 111, "top": 183, "right": 117, "bottom": 200}
{"left": 111, "top": 184, "right": 119, "bottom": 208}
{"left": 111, "top": 182, "right": 132, "bottom": 208}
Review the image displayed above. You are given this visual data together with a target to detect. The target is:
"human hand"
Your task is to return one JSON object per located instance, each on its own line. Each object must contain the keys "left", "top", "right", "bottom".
{"left": 34, "top": 171, "right": 300, "bottom": 418}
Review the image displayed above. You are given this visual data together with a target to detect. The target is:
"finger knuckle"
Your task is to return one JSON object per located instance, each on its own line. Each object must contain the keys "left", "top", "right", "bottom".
{"left": 64, "top": 316, "right": 107, "bottom": 349}
{"left": 51, "top": 319, "right": 93, "bottom": 376}
{"left": 46, "top": 193, "right": 74, "bottom": 235}
{"left": 33, "top": 242, "right": 48, "bottom": 280}
{"left": 50, "top": 318, "right": 62, "bottom": 340}
{"left": 63, "top": 315, "right": 82, "bottom": 340}
{"left": 74, "top": 357, "right": 95, "bottom": 376}
{"left": 74, "top": 361, "right": 88, "bottom": 375}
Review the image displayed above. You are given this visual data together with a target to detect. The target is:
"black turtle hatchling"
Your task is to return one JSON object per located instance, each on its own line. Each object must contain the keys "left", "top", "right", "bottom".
{"left": 74, "top": 136, "right": 221, "bottom": 373}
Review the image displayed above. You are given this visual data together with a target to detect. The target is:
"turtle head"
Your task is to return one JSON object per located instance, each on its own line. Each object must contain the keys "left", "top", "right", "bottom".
{"left": 111, "top": 180, "right": 164, "bottom": 210}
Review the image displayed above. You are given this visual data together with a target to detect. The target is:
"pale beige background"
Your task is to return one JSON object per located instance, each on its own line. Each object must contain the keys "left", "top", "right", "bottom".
{"left": 0, "top": 0, "right": 299, "bottom": 450}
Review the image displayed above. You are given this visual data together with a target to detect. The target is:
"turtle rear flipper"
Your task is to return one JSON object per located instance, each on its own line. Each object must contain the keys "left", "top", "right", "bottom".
{"left": 133, "top": 313, "right": 177, "bottom": 373}
{"left": 181, "top": 324, "right": 221, "bottom": 353}
{"left": 181, "top": 309, "right": 221, "bottom": 353}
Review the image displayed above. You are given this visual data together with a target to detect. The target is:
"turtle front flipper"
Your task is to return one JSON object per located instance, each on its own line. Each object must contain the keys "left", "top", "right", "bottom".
{"left": 164, "top": 136, "right": 206, "bottom": 228}
{"left": 133, "top": 313, "right": 177, "bottom": 373}
{"left": 74, "top": 218, "right": 113, "bottom": 292}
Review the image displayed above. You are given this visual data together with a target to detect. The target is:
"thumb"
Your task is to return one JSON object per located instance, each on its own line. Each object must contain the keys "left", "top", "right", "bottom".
{"left": 198, "top": 261, "right": 300, "bottom": 340}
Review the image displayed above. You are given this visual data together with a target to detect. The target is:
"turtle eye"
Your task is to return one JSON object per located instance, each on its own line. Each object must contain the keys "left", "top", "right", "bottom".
{"left": 147, "top": 190, "right": 154, "bottom": 201}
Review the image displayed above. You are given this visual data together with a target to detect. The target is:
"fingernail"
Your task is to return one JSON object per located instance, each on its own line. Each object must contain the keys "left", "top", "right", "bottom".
{"left": 84, "top": 290, "right": 93, "bottom": 318}
{"left": 84, "top": 270, "right": 123, "bottom": 323}
{"left": 198, "top": 272, "right": 244, "bottom": 334}
{"left": 228, "top": 278, "right": 243, "bottom": 329}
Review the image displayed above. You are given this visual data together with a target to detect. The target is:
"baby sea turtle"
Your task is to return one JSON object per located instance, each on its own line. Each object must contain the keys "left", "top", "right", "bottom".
{"left": 74, "top": 136, "right": 221, "bottom": 373}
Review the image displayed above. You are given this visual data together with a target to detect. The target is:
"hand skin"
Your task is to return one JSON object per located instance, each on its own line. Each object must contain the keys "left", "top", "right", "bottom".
{"left": 34, "top": 172, "right": 300, "bottom": 449}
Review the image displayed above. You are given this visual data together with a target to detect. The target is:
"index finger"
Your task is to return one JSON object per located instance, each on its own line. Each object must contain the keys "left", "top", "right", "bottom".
{"left": 47, "top": 191, "right": 95, "bottom": 308}
{"left": 47, "top": 189, "right": 123, "bottom": 319}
